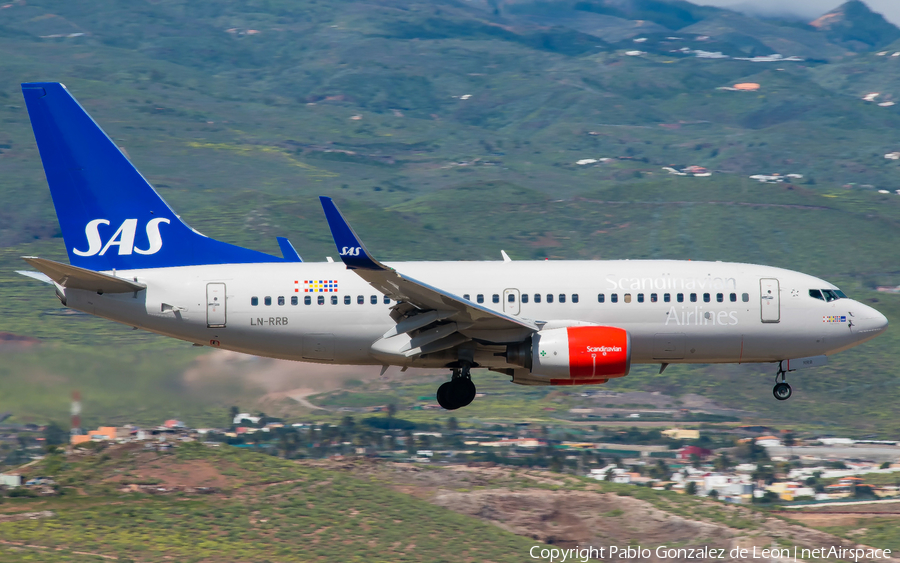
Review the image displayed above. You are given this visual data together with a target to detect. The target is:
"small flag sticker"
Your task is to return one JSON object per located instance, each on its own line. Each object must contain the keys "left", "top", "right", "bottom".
{"left": 298, "top": 280, "right": 338, "bottom": 293}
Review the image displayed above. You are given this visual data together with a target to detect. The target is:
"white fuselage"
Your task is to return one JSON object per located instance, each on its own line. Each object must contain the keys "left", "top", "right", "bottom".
{"left": 62, "top": 259, "right": 887, "bottom": 374}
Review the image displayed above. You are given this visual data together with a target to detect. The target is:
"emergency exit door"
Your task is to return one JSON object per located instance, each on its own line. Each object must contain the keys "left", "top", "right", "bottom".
{"left": 503, "top": 288, "right": 521, "bottom": 316}
{"left": 760, "top": 278, "right": 780, "bottom": 323}
{"left": 207, "top": 283, "right": 226, "bottom": 328}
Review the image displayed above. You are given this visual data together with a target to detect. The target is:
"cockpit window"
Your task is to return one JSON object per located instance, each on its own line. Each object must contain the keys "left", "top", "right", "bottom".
{"left": 811, "top": 289, "right": 846, "bottom": 301}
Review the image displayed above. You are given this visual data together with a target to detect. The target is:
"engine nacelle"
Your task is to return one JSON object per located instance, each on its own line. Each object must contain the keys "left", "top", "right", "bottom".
{"left": 506, "top": 326, "right": 631, "bottom": 382}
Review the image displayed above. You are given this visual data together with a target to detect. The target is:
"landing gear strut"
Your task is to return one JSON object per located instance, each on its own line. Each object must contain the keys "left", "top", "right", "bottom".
{"left": 436, "top": 363, "right": 476, "bottom": 410}
{"left": 773, "top": 361, "right": 792, "bottom": 401}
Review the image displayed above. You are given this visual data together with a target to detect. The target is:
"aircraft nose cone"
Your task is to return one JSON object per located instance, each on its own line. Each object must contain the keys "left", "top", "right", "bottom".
{"left": 855, "top": 304, "right": 888, "bottom": 340}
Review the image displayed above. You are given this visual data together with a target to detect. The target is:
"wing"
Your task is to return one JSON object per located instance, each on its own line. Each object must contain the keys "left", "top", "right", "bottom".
{"left": 319, "top": 197, "right": 537, "bottom": 351}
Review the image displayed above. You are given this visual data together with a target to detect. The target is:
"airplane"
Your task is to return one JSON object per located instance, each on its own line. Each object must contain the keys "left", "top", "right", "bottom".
{"left": 17, "top": 82, "right": 889, "bottom": 410}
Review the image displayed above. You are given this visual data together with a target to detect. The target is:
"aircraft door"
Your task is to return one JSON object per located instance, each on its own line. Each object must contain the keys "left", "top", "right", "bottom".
{"left": 503, "top": 288, "right": 521, "bottom": 316}
{"left": 206, "top": 283, "right": 226, "bottom": 328}
{"left": 653, "top": 333, "right": 685, "bottom": 360}
{"left": 303, "top": 333, "right": 334, "bottom": 360}
{"left": 760, "top": 278, "right": 780, "bottom": 323}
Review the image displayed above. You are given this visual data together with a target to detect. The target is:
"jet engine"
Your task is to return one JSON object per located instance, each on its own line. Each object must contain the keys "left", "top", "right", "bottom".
{"left": 505, "top": 326, "right": 631, "bottom": 384}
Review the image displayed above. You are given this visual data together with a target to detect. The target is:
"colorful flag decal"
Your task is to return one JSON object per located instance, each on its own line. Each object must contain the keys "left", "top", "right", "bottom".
{"left": 296, "top": 280, "right": 338, "bottom": 293}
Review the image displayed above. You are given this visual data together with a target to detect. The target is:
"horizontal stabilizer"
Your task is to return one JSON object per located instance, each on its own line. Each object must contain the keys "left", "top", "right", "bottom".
{"left": 15, "top": 270, "right": 53, "bottom": 284}
{"left": 22, "top": 256, "right": 146, "bottom": 293}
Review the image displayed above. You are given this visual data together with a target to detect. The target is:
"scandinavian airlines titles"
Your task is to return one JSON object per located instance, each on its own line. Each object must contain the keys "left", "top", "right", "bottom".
{"left": 73, "top": 218, "right": 170, "bottom": 257}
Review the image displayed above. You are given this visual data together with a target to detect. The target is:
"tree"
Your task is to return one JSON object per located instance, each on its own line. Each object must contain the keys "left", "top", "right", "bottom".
{"left": 714, "top": 453, "right": 731, "bottom": 472}
{"left": 649, "top": 459, "right": 671, "bottom": 480}
{"left": 782, "top": 432, "right": 796, "bottom": 457}
{"left": 229, "top": 406, "right": 239, "bottom": 425}
{"left": 707, "top": 489, "right": 719, "bottom": 500}
{"left": 387, "top": 403, "right": 397, "bottom": 419}
{"left": 685, "top": 481, "right": 697, "bottom": 495}
{"left": 405, "top": 430, "right": 415, "bottom": 454}
{"left": 43, "top": 422, "right": 68, "bottom": 446}
{"left": 605, "top": 467, "right": 615, "bottom": 482}
{"left": 446, "top": 417, "right": 458, "bottom": 432}
{"left": 752, "top": 463, "right": 776, "bottom": 485}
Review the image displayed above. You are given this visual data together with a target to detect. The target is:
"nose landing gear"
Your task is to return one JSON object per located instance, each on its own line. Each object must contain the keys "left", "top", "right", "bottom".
{"left": 773, "top": 361, "right": 793, "bottom": 401}
{"left": 436, "top": 363, "right": 477, "bottom": 410}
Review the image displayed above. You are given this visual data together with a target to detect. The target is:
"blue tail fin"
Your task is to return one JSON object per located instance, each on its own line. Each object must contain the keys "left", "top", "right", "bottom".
{"left": 22, "top": 82, "right": 282, "bottom": 271}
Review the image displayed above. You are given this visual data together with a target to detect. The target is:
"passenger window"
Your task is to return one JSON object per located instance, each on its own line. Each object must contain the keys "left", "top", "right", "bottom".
{"left": 477, "top": 294, "right": 484, "bottom": 304}
{"left": 559, "top": 294, "right": 566, "bottom": 303}
{"left": 264, "top": 296, "right": 272, "bottom": 306}
{"left": 534, "top": 294, "right": 541, "bottom": 303}
{"left": 522, "top": 294, "right": 529, "bottom": 303}
{"left": 650, "top": 293, "right": 657, "bottom": 303}
{"left": 730, "top": 293, "right": 737, "bottom": 302}
{"left": 464, "top": 294, "right": 470, "bottom": 300}
{"left": 344, "top": 295, "right": 351, "bottom": 305}
{"left": 317, "top": 295, "right": 324, "bottom": 305}
{"left": 331, "top": 296, "right": 338, "bottom": 305}
{"left": 384, "top": 296, "right": 391, "bottom": 305}
{"left": 677, "top": 293, "right": 684, "bottom": 303}
{"left": 547, "top": 294, "right": 554, "bottom": 303}
{"left": 598, "top": 293, "right": 605, "bottom": 303}
{"left": 664, "top": 293, "right": 671, "bottom": 303}
{"left": 742, "top": 293, "right": 749, "bottom": 302}
{"left": 637, "top": 293, "right": 644, "bottom": 303}
{"left": 624, "top": 293, "right": 632, "bottom": 303}
{"left": 492, "top": 294, "right": 500, "bottom": 304}
{"left": 611, "top": 293, "right": 618, "bottom": 303}
{"left": 690, "top": 293, "right": 697, "bottom": 303}
{"left": 370, "top": 295, "right": 378, "bottom": 304}
{"left": 278, "top": 296, "right": 285, "bottom": 306}
{"left": 291, "top": 296, "right": 298, "bottom": 306}
{"left": 304, "top": 296, "right": 311, "bottom": 305}
{"left": 703, "top": 293, "right": 710, "bottom": 303}
{"left": 572, "top": 294, "right": 579, "bottom": 303}
{"left": 716, "top": 293, "right": 723, "bottom": 303}
{"left": 508, "top": 293, "right": 515, "bottom": 303}
{"left": 357, "top": 295, "right": 364, "bottom": 305}
{"left": 251, "top": 297, "right": 258, "bottom": 306}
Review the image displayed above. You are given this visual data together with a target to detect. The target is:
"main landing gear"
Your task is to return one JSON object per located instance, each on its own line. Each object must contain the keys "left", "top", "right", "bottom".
{"left": 773, "top": 361, "right": 792, "bottom": 401}
{"left": 436, "top": 363, "right": 477, "bottom": 410}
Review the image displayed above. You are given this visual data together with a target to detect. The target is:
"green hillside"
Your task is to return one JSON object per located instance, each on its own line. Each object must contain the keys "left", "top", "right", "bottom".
{"left": 0, "top": 0, "right": 899, "bottom": 432}
{"left": 0, "top": 444, "right": 537, "bottom": 562}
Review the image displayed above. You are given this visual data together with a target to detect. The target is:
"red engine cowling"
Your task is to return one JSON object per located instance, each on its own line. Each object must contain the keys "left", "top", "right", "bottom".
{"left": 529, "top": 326, "right": 631, "bottom": 383}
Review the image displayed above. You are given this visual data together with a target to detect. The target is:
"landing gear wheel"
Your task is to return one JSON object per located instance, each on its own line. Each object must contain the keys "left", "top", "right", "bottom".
{"left": 436, "top": 381, "right": 458, "bottom": 410}
{"left": 436, "top": 366, "right": 477, "bottom": 410}
{"left": 773, "top": 382, "right": 792, "bottom": 401}
{"left": 453, "top": 378, "right": 476, "bottom": 408}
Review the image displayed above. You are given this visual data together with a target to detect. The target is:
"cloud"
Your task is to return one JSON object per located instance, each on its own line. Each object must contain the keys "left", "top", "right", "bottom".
{"left": 689, "top": 0, "right": 900, "bottom": 26}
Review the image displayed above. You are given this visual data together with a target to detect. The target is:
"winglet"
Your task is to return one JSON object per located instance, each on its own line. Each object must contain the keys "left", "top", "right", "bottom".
{"left": 319, "top": 196, "right": 386, "bottom": 270}
{"left": 276, "top": 237, "right": 302, "bottom": 262}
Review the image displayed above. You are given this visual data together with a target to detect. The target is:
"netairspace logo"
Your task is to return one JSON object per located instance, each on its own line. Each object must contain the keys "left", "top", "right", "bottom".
{"left": 529, "top": 544, "right": 893, "bottom": 563}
